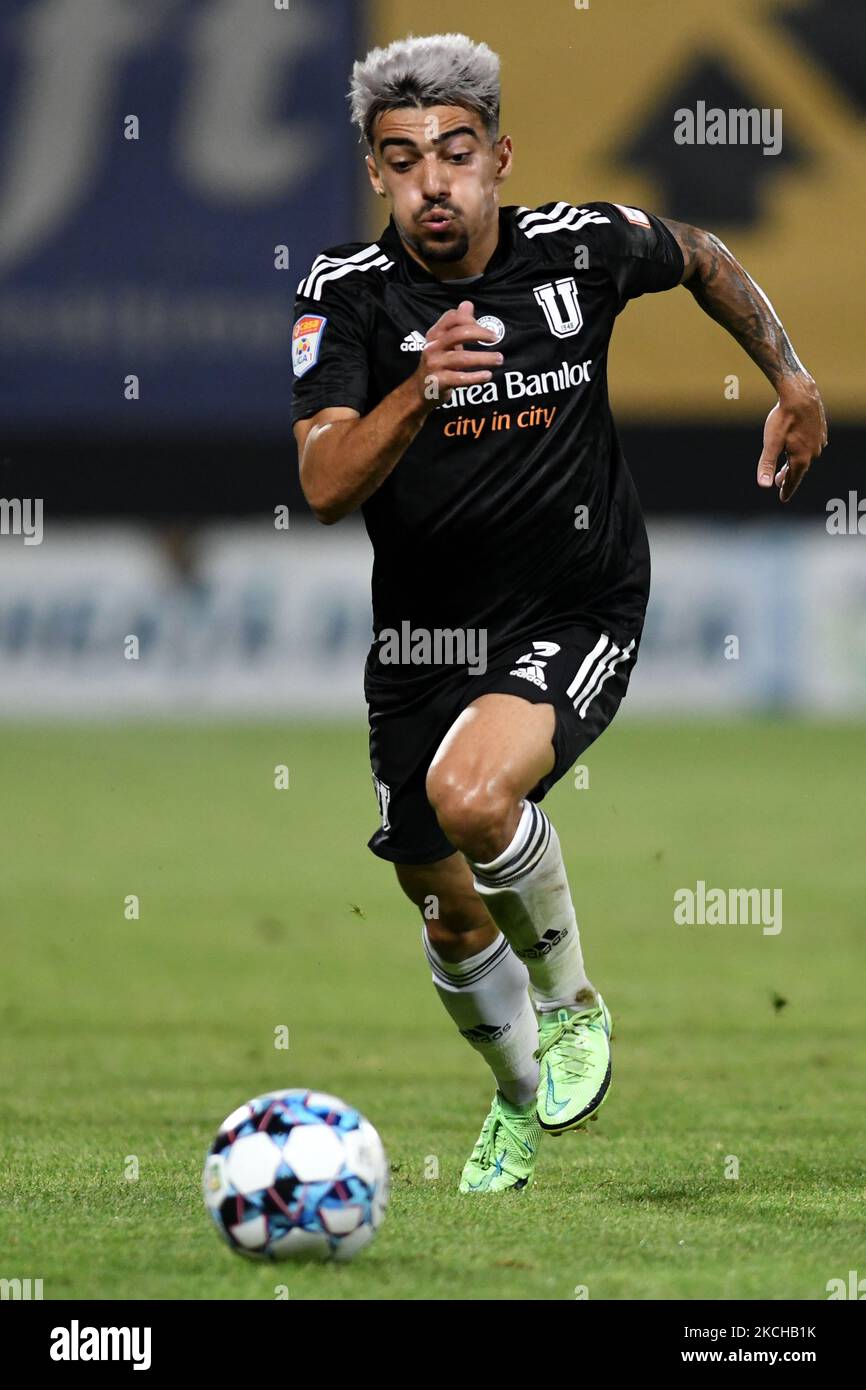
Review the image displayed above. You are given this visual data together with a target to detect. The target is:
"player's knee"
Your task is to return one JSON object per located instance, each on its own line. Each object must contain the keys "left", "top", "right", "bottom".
{"left": 425, "top": 768, "right": 514, "bottom": 862}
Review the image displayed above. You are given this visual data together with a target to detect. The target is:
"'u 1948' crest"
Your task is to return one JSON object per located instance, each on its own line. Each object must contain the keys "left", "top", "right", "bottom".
{"left": 532, "top": 277, "right": 583, "bottom": 339}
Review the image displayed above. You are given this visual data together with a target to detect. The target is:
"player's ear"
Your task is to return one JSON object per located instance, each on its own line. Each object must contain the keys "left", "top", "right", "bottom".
{"left": 493, "top": 135, "right": 513, "bottom": 185}
{"left": 365, "top": 152, "right": 386, "bottom": 198}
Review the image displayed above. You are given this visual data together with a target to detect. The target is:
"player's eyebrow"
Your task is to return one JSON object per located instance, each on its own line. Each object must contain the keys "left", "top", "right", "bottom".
{"left": 378, "top": 126, "right": 480, "bottom": 153}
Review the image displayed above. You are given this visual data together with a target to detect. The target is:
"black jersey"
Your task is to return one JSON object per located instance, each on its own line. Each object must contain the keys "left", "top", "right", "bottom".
{"left": 291, "top": 200, "right": 683, "bottom": 692}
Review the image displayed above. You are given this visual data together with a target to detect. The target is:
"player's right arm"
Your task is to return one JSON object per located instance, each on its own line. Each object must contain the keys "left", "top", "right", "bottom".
{"left": 293, "top": 300, "right": 501, "bottom": 525}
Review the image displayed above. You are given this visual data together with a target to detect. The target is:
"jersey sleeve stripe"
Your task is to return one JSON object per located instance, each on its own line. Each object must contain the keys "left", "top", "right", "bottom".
{"left": 298, "top": 241, "right": 383, "bottom": 289}
{"left": 297, "top": 243, "right": 391, "bottom": 298}
{"left": 515, "top": 201, "right": 570, "bottom": 230}
{"left": 303, "top": 254, "right": 393, "bottom": 301}
{"left": 520, "top": 206, "right": 612, "bottom": 239}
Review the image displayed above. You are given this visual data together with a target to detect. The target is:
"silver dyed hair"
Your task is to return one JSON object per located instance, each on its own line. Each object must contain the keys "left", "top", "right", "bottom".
{"left": 348, "top": 32, "right": 500, "bottom": 147}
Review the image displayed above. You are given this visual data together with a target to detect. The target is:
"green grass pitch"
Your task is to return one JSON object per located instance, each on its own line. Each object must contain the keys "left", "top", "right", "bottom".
{"left": 1, "top": 719, "right": 863, "bottom": 1300}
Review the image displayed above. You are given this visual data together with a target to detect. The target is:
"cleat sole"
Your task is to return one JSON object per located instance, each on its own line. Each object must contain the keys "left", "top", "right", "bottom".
{"left": 539, "top": 1088, "right": 610, "bottom": 1135}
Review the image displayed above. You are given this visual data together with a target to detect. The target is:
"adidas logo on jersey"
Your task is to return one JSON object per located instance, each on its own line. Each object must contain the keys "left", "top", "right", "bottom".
{"left": 400, "top": 331, "right": 428, "bottom": 352}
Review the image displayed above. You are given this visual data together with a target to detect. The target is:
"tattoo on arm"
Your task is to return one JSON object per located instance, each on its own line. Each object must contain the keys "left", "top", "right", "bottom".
{"left": 662, "top": 218, "right": 807, "bottom": 392}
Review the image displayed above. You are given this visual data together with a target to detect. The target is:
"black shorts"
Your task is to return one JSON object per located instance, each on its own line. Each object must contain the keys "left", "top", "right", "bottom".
{"left": 366, "top": 622, "right": 642, "bottom": 864}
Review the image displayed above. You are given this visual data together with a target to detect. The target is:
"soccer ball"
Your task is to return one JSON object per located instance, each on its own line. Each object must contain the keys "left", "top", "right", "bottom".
{"left": 202, "top": 1088, "right": 390, "bottom": 1262}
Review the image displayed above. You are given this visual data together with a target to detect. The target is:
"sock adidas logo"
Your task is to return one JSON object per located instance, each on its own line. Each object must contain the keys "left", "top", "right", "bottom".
{"left": 459, "top": 1021, "right": 513, "bottom": 1043}
{"left": 517, "top": 926, "right": 569, "bottom": 960}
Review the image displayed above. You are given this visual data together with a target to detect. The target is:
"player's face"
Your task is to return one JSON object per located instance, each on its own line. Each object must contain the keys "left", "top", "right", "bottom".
{"left": 367, "top": 106, "right": 511, "bottom": 267}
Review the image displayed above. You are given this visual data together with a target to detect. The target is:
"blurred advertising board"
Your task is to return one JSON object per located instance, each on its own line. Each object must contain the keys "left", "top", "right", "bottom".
{"left": 0, "top": 521, "right": 863, "bottom": 717}
{"left": 0, "top": 0, "right": 360, "bottom": 434}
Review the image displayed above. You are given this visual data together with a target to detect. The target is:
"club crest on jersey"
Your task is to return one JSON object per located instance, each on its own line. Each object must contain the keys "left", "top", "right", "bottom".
{"left": 475, "top": 314, "right": 505, "bottom": 345}
{"left": 532, "top": 278, "right": 583, "bottom": 339}
{"left": 292, "top": 314, "right": 327, "bottom": 378}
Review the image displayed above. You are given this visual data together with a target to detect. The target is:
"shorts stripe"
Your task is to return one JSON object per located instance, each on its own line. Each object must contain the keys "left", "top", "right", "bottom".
{"left": 565, "top": 634, "right": 610, "bottom": 703}
{"left": 576, "top": 639, "right": 636, "bottom": 718}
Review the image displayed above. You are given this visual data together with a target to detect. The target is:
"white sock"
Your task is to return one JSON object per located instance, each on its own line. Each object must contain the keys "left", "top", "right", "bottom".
{"left": 422, "top": 925, "right": 540, "bottom": 1105}
{"left": 468, "top": 801, "right": 598, "bottom": 1015}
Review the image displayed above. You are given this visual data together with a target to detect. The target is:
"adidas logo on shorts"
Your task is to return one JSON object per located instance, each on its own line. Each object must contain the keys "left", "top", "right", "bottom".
{"left": 509, "top": 663, "right": 548, "bottom": 690}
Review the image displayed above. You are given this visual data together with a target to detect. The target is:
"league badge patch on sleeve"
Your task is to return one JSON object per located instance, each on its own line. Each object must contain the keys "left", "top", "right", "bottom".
{"left": 292, "top": 314, "right": 327, "bottom": 378}
{"left": 613, "top": 203, "right": 651, "bottom": 228}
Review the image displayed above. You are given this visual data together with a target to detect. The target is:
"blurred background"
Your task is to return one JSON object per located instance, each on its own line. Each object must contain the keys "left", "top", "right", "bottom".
{"left": 0, "top": 0, "right": 863, "bottom": 716}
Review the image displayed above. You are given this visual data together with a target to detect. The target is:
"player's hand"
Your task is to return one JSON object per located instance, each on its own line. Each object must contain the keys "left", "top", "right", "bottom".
{"left": 412, "top": 300, "right": 503, "bottom": 407}
{"left": 756, "top": 377, "right": 828, "bottom": 503}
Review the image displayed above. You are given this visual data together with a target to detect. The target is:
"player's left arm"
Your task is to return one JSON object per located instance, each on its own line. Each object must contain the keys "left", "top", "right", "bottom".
{"left": 661, "top": 218, "right": 828, "bottom": 503}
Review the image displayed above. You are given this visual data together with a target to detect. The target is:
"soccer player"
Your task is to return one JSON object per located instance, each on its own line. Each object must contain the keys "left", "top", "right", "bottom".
{"left": 291, "top": 33, "right": 827, "bottom": 1192}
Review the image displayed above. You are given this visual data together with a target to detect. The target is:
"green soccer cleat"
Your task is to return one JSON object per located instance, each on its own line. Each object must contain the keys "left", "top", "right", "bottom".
{"left": 458, "top": 1090, "right": 542, "bottom": 1193}
{"left": 534, "top": 994, "right": 614, "bottom": 1134}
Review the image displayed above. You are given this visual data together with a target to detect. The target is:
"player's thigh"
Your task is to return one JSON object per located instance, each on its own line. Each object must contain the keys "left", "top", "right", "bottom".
{"left": 425, "top": 692, "right": 556, "bottom": 827}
